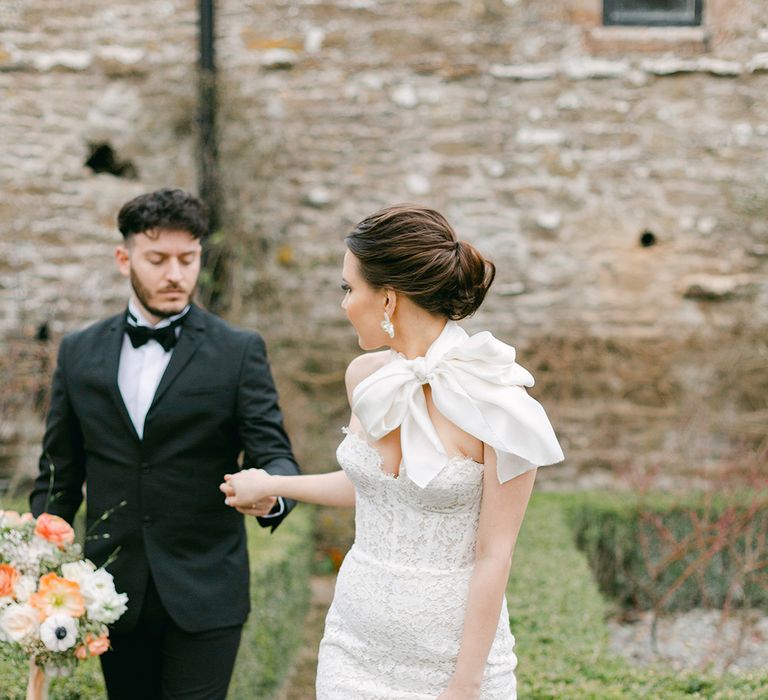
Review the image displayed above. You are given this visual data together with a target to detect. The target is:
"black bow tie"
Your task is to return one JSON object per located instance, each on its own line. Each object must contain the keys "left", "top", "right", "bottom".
{"left": 125, "top": 311, "right": 187, "bottom": 352}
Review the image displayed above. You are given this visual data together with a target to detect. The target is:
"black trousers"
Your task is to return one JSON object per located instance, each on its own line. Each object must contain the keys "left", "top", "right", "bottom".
{"left": 100, "top": 574, "right": 243, "bottom": 700}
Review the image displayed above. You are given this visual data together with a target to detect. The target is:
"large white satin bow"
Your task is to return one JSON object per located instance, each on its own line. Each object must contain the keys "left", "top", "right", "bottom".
{"left": 352, "top": 322, "right": 564, "bottom": 488}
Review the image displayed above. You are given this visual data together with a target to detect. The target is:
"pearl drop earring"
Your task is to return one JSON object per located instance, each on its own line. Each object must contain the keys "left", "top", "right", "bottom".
{"left": 380, "top": 311, "right": 395, "bottom": 339}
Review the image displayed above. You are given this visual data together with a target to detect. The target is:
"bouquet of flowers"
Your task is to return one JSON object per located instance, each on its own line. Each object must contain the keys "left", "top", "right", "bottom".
{"left": 0, "top": 508, "right": 128, "bottom": 698}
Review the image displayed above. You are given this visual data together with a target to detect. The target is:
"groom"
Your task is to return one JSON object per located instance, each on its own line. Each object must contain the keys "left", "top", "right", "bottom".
{"left": 29, "top": 188, "right": 302, "bottom": 699}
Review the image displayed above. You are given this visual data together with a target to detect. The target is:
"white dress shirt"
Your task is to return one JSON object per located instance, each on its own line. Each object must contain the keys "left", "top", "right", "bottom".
{"left": 118, "top": 299, "right": 186, "bottom": 439}
{"left": 117, "top": 299, "right": 284, "bottom": 517}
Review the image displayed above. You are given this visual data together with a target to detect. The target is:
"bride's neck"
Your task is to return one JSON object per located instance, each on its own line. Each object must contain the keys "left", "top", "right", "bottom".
{"left": 389, "top": 313, "right": 447, "bottom": 359}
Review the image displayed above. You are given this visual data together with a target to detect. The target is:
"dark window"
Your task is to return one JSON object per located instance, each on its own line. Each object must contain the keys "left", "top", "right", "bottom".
{"left": 603, "top": 0, "right": 702, "bottom": 26}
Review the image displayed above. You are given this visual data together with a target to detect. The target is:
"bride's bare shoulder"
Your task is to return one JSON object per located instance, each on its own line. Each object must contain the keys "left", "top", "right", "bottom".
{"left": 345, "top": 351, "right": 390, "bottom": 394}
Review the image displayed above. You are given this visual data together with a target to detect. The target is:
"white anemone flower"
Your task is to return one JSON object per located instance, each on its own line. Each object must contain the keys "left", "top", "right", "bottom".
{"left": 40, "top": 614, "right": 78, "bottom": 652}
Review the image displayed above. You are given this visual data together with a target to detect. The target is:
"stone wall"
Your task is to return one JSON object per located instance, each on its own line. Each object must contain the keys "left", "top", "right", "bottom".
{"left": 214, "top": 0, "right": 768, "bottom": 485}
{"left": 0, "top": 0, "right": 199, "bottom": 339}
{"left": 1, "top": 0, "right": 767, "bottom": 487}
{"left": 0, "top": 0, "right": 201, "bottom": 481}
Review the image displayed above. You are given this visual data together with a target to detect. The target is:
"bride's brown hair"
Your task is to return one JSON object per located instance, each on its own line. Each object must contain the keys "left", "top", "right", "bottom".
{"left": 345, "top": 204, "right": 495, "bottom": 320}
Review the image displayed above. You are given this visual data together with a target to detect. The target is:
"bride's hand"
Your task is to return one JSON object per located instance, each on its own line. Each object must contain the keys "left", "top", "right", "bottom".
{"left": 435, "top": 682, "right": 480, "bottom": 700}
{"left": 435, "top": 691, "right": 479, "bottom": 700}
{"left": 220, "top": 470, "right": 277, "bottom": 515}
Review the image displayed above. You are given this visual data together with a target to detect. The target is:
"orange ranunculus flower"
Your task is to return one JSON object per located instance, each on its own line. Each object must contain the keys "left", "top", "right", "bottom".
{"left": 86, "top": 633, "right": 110, "bottom": 656}
{"left": 74, "top": 633, "right": 110, "bottom": 659}
{"left": 0, "top": 564, "right": 19, "bottom": 598}
{"left": 29, "top": 573, "right": 85, "bottom": 618}
{"left": 34, "top": 513, "right": 75, "bottom": 548}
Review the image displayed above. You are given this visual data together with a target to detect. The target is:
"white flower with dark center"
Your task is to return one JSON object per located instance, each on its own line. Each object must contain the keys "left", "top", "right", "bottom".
{"left": 40, "top": 614, "right": 78, "bottom": 651}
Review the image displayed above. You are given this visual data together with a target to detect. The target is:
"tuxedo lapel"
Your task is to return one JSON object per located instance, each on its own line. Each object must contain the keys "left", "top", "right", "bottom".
{"left": 104, "top": 314, "right": 141, "bottom": 442}
{"left": 147, "top": 304, "right": 206, "bottom": 412}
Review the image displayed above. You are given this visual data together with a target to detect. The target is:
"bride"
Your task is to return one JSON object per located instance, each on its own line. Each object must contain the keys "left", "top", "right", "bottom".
{"left": 220, "top": 204, "right": 564, "bottom": 699}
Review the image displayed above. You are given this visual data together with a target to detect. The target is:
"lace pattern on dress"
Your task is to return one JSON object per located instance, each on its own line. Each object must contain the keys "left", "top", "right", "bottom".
{"left": 317, "top": 429, "right": 518, "bottom": 699}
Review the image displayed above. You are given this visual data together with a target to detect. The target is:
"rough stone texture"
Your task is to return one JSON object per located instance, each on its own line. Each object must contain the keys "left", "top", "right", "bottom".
{"left": 0, "top": 0, "right": 198, "bottom": 338}
{"left": 1, "top": 0, "right": 767, "bottom": 485}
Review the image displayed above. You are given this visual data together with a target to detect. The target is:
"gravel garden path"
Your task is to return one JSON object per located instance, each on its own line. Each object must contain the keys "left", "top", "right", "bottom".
{"left": 610, "top": 608, "right": 768, "bottom": 675}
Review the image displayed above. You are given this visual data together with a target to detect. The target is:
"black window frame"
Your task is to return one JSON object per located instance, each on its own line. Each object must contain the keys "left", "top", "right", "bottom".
{"left": 603, "top": 0, "right": 703, "bottom": 27}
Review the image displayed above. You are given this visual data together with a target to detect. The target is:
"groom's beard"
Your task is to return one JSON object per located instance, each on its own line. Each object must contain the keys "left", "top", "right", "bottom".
{"left": 130, "top": 268, "right": 195, "bottom": 319}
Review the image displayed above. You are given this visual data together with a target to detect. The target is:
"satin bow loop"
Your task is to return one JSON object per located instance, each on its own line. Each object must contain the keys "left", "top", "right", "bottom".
{"left": 410, "top": 357, "right": 435, "bottom": 385}
{"left": 352, "top": 322, "right": 564, "bottom": 488}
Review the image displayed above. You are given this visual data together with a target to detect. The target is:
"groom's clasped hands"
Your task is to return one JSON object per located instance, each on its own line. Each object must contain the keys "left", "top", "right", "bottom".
{"left": 219, "top": 469, "right": 276, "bottom": 516}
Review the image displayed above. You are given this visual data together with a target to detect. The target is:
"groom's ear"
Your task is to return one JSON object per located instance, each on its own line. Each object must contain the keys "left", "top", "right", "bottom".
{"left": 115, "top": 245, "right": 131, "bottom": 278}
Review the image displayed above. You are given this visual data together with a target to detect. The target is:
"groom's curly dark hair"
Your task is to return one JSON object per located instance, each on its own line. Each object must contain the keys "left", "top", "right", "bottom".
{"left": 117, "top": 188, "right": 209, "bottom": 241}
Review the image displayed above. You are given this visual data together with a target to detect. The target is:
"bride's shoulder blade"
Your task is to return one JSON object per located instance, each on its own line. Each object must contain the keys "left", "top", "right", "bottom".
{"left": 344, "top": 352, "right": 390, "bottom": 398}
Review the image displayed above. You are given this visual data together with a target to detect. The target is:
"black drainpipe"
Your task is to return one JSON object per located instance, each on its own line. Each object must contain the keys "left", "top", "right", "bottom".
{"left": 198, "top": 0, "right": 226, "bottom": 310}
{"left": 198, "top": 0, "right": 219, "bottom": 232}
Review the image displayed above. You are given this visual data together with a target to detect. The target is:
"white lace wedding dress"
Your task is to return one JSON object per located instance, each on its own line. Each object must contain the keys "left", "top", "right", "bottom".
{"left": 315, "top": 430, "right": 518, "bottom": 699}
{"left": 315, "top": 322, "right": 564, "bottom": 699}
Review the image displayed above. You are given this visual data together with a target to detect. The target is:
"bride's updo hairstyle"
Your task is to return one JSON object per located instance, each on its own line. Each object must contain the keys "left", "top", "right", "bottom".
{"left": 345, "top": 204, "right": 495, "bottom": 320}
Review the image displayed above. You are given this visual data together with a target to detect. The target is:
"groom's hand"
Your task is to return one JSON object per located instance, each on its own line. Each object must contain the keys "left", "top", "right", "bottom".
{"left": 234, "top": 497, "right": 278, "bottom": 517}
{"left": 220, "top": 472, "right": 278, "bottom": 516}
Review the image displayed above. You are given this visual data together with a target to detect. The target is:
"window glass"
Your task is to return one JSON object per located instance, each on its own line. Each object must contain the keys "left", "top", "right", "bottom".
{"left": 603, "top": 0, "right": 702, "bottom": 26}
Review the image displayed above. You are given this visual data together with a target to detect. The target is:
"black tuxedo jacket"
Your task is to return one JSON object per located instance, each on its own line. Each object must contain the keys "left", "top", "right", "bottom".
{"left": 30, "top": 304, "right": 301, "bottom": 633}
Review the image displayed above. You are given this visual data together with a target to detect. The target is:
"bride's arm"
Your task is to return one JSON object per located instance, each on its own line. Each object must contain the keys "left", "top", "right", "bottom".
{"left": 222, "top": 468, "right": 356, "bottom": 508}
{"left": 441, "top": 449, "right": 537, "bottom": 699}
{"left": 220, "top": 353, "right": 388, "bottom": 511}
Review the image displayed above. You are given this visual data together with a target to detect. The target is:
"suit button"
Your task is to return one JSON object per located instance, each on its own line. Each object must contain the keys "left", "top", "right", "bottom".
{"left": 141, "top": 462, "right": 150, "bottom": 473}
{"left": 142, "top": 515, "right": 152, "bottom": 526}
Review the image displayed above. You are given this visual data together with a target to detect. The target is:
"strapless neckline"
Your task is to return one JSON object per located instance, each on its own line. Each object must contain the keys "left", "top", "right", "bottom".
{"left": 341, "top": 428, "right": 482, "bottom": 483}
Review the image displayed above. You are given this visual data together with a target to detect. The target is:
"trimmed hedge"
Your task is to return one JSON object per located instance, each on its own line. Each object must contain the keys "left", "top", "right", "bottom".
{"left": 564, "top": 491, "right": 768, "bottom": 611}
{"left": 0, "top": 499, "right": 313, "bottom": 700}
{"left": 509, "top": 493, "right": 768, "bottom": 699}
